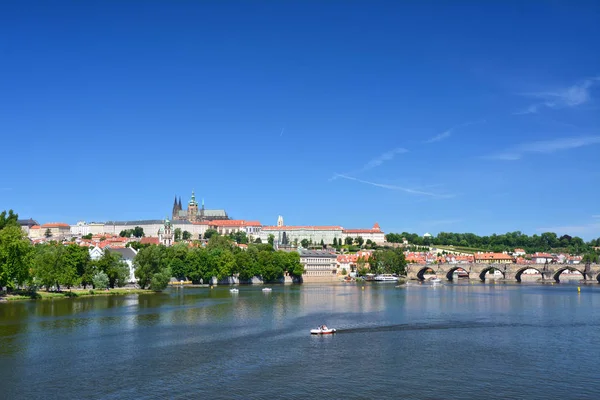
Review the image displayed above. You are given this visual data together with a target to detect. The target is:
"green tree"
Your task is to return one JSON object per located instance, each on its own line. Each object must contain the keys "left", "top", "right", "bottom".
{"left": 254, "top": 237, "right": 262, "bottom": 244}
{"left": 174, "top": 228, "right": 182, "bottom": 241}
{"left": 33, "top": 244, "right": 79, "bottom": 291}
{"left": 268, "top": 234, "right": 275, "bottom": 246}
{"left": 235, "top": 250, "right": 256, "bottom": 281}
{"left": 333, "top": 238, "right": 338, "bottom": 246}
{"left": 344, "top": 237, "right": 354, "bottom": 245}
{"left": 44, "top": 228, "right": 52, "bottom": 238}
{"left": 182, "top": 230, "right": 192, "bottom": 240}
{"left": 300, "top": 239, "right": 309, "bottom": 248}
{"left": 95, "top": 249, "right": 130, "bottom": 288}
{"left": 64, "top": 244, "right": 92, "bottom": 288}
{"left": 150, "top": 267, "right": 171, "bottom": 291}
{"left": 0, "top": 225, "right": 33, "bottom": 291}
{"left": 231, "top": 231, "right": 248, "bottom": 244}
{"left": 0, "top": 210, "right": 19, "bottom": 230}
{"left": 207, "top": 235, "right": 234, "bottom": 251}
{"left": 285, "top": 251, "right": 304, "bottom": 277}
{"left": 185, "top": 247, "right": 211, "bottom": 283}
{"left": 204, "top": 229, "right": 218, "bottom": 239}
{"left": 92, "top": 271, "right": 109, "bottom": 290}
{"left": 132, "top": 226, "right": 145, "bottom": 238}
{"left": 355, "top": 236, "right": 364, "bottom": 247}
{"left": 134, "top": 246, "right": 168, "bottom": 289}
{"left": 583, "top": 253, "right": 599, "bottom": 263}
{"left": 370, "top": 248, "right": 406, "bottom": 275}
{"left": 82, "top": 233, "right": 93, "bottom": 240}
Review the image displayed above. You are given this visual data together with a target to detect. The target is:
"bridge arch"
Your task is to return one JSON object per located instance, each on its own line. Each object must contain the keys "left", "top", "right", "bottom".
{"left": 515, "top": 267, "right": 542, "bottom": 282}
{"left": 552, "top": 266, "right": 585, "bottom": 283}
{"left": 416, "top": 266, "right": 438, "bottom": 281}
{"left": 477, "top": 265, "right": 506, "bottom": 282}
{"left": 445, "top": 266, "right": 469, "bottom": 281}
{"left": 597, "top": 272, "right": 600, "bottom": 283}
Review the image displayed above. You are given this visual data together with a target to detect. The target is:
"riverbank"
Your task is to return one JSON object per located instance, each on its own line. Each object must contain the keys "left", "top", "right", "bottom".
{"left": 1, "top": 288, "right": 155, "bottom": 301}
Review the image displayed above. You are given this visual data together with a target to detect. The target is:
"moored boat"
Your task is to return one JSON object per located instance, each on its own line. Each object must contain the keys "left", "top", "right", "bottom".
{"left": 429, "top": 277, "right": 442, "bottom": 285}
{"left": 229, "top": 288, "right": 239, "bottom": 293}
{"left": 372, "top": 274, "right": 398, "bottom": 282}
{"left": 262, "top": 288, "right": 272, "bottom": 292}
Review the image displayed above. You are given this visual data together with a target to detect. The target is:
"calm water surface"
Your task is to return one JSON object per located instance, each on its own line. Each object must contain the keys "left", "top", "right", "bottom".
{"left": 1, "top": 282, "right": 600, "bottom": 399}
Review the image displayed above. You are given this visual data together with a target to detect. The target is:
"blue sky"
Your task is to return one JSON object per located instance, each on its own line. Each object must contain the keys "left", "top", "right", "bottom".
{"left": 1, "top": 1, "right": 600, "bottom": 239}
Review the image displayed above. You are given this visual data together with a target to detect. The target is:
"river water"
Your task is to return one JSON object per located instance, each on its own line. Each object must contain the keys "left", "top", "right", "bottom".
{"left": 1, "top": 282, "right": 600, "bottom": 399}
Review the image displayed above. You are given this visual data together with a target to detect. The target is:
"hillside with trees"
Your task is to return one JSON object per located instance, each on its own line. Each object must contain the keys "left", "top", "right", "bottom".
{"left": 386, "top": 231, "right": 600, "bottom": 255}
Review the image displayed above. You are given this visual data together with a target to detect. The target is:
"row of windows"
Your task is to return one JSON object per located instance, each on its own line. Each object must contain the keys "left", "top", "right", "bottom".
{"left": 303, "top": 270, "right": 337, "bottom": 276}
{"left": 302, "top": 258, "right": 335, "bottom": 263}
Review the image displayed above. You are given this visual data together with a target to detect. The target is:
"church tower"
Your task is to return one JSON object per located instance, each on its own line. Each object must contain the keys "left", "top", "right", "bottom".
{"left": 188, "top": 190, "right": 199, "bottom": 222}
{"left": 277, "top": 215, "right": 284, "bottom": 227}
{"left": 159, "top": 217, "right": 174, "bottom": 247}
{"left": 172, "top": 196, "right": 179, "bottom": 220}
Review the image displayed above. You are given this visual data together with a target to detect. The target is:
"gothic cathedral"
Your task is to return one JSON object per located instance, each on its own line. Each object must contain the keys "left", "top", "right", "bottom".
{"left": 171, "top": 190, "right": 229, "bottom": 222}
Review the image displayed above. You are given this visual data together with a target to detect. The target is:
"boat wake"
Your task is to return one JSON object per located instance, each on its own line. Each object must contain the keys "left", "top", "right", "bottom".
{"left": 335, "top": 320, "right": 600, "bottom": 334}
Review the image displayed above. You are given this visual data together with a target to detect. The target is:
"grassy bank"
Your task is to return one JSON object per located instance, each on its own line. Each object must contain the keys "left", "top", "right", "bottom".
{"left": 2, "top": 288, "right": 155, "bottom": 301}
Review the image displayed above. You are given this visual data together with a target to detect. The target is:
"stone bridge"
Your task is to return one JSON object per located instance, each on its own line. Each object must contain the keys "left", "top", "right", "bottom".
{"left": 406, "top": 263, "right": 600, "bottom": 283}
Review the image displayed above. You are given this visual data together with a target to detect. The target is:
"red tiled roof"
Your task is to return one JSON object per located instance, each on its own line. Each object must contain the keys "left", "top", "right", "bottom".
{"left": 140, "top": 237, "right": 160, "bottom": 245}
{"left": 209, "top": 220, "right": 262, "bottom": 227}
{"left": 41, "top": 222, "right": 70, "bottom": 228}
{"left": 31, "top": 225, "right": 41, "bottom": 229}
{"left": 474, "top": 253, "right": 514, "bottom": 260}
{"left": 343, "top": 223, "right": 383, "bottom": 234}
{"left": 262, "top": 225, "right": 343, "bottom": 231}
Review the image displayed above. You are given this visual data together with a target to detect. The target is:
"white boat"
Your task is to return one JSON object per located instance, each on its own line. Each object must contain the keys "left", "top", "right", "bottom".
{"left": 229, "top": 288, "right": 239, "bottom": 293}
{"left": 429, "top": 277, "right": 442, "bottom": 285}
{"left": 372, "top": 274, "right": 398, "bottom": 282}
{"left": 262, "top": 288, "right": 272, "bottom": 292}
{"left": 310, "top": 326, "right": 337, "bottom": 335}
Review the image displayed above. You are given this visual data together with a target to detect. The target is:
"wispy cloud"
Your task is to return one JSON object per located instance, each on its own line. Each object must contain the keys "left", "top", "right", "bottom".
{"left": 332, "top": 173, "right": 454, "bottom": 198}
{"left": 0, "top": 187, "right": 12, "bottom": 191}
{"left": 360, "top": 147, "right": 408, "bottom": 172}
{"left": 515, "top": 76, "right": 600, "bottom": 115}
{"left": 425, "top": 120, "right": 486, "bottom": 144}
{"left": 485, "top": 135, "right": 600, "bottom": 161}
{"left": 425, "top": 130, "right": 452, "bottom": 144}
{"left": 328, "top": 147, "right": 408, "bottom": 182}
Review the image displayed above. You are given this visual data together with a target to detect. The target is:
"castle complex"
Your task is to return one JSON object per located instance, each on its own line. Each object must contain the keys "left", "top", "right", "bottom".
{"left": 171, "top": 191, "right": 229, "bottom": 222}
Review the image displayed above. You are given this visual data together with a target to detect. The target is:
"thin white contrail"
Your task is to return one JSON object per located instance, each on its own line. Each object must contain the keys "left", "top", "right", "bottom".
{"left": 280, "top": 128, "right": 285, "bottom": 137}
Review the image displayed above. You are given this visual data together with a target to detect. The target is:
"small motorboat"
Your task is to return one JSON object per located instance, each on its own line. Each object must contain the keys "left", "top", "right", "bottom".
{"left": 229, "top": 288, "right": 239, "bottom": 293}
{"left": 429, "top": 277, "right": 442, "bottom": 285}
{"left": 310, "top": 325, "right": 337, "bottom": 335}
{"left": 262, "top": 288, "right": 272, "bottom": 292}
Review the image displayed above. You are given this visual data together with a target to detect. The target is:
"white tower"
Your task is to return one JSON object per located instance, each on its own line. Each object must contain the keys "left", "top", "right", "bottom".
{"left": 277, "top": 215, "right": 284, "bottom": 227}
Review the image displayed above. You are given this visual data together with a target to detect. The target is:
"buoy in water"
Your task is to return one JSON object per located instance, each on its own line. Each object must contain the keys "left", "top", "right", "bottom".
{"left": 362, "top": 287, "right": 365, "bottom": 290}
{"left": 578, "top": 286, "right": 581, "bottom": 293}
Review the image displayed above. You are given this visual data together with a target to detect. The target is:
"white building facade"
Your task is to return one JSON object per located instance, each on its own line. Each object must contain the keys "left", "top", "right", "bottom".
{"left": 299, "top": 249, "right": 338, "bottom": 281}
